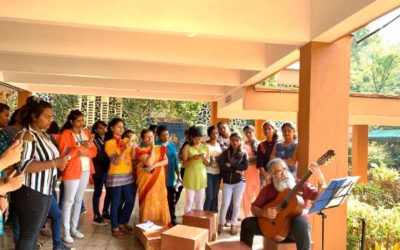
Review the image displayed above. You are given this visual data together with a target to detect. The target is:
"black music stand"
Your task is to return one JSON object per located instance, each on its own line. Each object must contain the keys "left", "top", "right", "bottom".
{"left": 309, "top": 176, "right": 360, "bottom": 250}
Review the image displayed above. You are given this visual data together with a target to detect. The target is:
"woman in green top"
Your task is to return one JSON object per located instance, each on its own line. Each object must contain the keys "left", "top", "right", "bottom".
{"left": 182, "top": 126, "right": 210, "bottom": 213}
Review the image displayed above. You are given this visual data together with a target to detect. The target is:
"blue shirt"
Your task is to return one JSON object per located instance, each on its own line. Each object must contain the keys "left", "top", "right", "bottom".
{"left": 156, "top": 140, "right": 179, "bottom": 187}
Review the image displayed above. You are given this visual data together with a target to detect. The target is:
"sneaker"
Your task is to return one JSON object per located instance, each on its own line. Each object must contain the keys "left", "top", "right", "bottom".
{"left": 53, "top": 243, "right": 76, "bottom": 250}
{"left": 92, "top": 216, "right": 108, "bottom": 226}
{"left": 63, "top": 235, "right": 74, "bottom": 244}
{"left": 71, "top": 230, "right": 84, "bottom": 239}
{"left": 102, "top": 213, "right": 111, "bottom": 222}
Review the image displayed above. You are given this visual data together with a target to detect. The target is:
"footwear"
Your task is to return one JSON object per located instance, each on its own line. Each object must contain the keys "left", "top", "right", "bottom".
{"left": 230, "top": 225, "right": 238, "bottom": 235}
{"left": 119, "top": 224, "right": 133, "bottom": 234}
{"left": 92, "top": 216, "right": 108, "bottom": 226}
{"left": 112, "top": 229, "right": 126, "bottom": 238}
{"left": 53, "top": 243, "right": 76, "bottom": 250}
{"left": 224, "top": 222, "right": 231, "bottom": 227}
{"left": 63, "top": 235, "right": 74, "bottom": 244}
{"left": 37, "top": 241, "right": 43, "bottom": 249}
{"left": 40, "top": 228, "right": 53, "bottom": 237}
{"left": 71, "top": 229, "right": 84, "bottom": 239}
{"left": 102, "top": 213, "right": 111, "bottom": 222}
{"left": 217, "top": 224, "right": 223, "bottom": 235}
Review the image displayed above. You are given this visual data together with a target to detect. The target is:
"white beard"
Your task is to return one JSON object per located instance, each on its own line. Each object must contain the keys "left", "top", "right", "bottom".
{"left": 273, "top": 174, "right": 296, "bottom": 192}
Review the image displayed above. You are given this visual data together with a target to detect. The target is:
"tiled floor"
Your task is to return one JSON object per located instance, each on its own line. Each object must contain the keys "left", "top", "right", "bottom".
{"left": 0, "top": 187, "right": 264, "bottom": 250}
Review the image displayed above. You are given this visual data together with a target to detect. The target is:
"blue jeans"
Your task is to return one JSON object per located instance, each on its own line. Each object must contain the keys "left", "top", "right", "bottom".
{"left": 203, "top": 173, "right": 221, "bottom": 212}
{"left": 49, "top": 190, "right": 62, "bottom": 249}
{"left": 92, "top": 173, "right": 111, "bottom": 217}
{"left": 109, "top": 183, "right": 136, "bottom": 229}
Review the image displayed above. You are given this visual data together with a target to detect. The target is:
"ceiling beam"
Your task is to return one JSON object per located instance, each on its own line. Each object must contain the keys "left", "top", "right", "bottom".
{"left": 3, "top": 72, "right": 231, "bottom": 96}
{"left": 0, "top": 20, "right": 271, "bottom": 71}
{"left": 0, "top": 52, "right": 241, "bottom": 86}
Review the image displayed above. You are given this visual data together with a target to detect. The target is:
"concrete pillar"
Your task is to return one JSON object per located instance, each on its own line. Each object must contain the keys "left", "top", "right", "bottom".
{"left": 352, "top": 125, "right": 368, "bottom": 183}
{"left": 254, "top": 119, "right": 266, "bottom": 141}
{"left": 17, "top": 90, "right": 32, "bottom": 108}
{"left": 298, "top": 35, "right": 352, "bottom": 250}
{"left": 209, "top": 102, "right": 229, "bottom": 126}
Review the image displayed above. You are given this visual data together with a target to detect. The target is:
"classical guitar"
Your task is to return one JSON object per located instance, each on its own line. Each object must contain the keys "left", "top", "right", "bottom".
{"left": 258, "top": 150, "right": 335, "bottom": 242}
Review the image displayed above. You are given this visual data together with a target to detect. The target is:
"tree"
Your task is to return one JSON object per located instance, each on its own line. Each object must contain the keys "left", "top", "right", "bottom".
{"left": 351, "top": 28, "right": 400, "bottom": 94}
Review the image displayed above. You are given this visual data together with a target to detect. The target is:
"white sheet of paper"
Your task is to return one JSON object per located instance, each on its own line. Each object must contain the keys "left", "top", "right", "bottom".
{"left": 136, "top": 220, "right": 163, "bottom": 231}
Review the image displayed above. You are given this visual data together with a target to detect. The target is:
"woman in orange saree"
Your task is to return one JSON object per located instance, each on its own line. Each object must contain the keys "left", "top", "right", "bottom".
{"left": 136, "top": 128, "right": 171, "bottom": 226}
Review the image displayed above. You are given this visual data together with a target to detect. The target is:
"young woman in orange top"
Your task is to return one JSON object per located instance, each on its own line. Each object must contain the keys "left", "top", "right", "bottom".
{"left": 59, "top": 110, "right": 97, "bottom": 244}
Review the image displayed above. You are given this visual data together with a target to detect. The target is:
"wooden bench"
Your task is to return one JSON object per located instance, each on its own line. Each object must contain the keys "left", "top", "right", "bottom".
{"left": 161, "top": 224, "right": 209, "bottom": 250}
{"left": 134, "top": 222, "right": 169, "bottom": 250}
{"left": 264, "top": 239, "right": 296, "bottom": 250}
{"left": 206, "top": 241, "right": 251, "bottom": 250}
{"left": 183, "top": 209, "right": 218, "bottom": 241}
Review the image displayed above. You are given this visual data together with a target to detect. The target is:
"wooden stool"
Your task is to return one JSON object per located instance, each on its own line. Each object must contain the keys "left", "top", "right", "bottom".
{"left": 206, "top": 241, "right": 251, "bottom": 250}
{"left": 183, "top": 209, "right": 218, "bottom": 241}
{"left": 134, "top": 222, "right": 169, "bottom": 250}
{"left": 161, "top": 224, "right": 209, "bottom": 250}
{"left": 263, "top": 239, "right": 297, "bottom": 250}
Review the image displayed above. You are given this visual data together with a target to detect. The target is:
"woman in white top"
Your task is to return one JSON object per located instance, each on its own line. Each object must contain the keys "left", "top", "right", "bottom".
{"left": 59, "top": 110, "right": 97, "bottom": 244}
{"left": 203, "top": 125, "right": 222, "bottom": 212}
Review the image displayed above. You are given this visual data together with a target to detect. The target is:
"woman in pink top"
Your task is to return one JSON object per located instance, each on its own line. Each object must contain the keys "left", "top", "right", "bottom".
{"left": 240, "top": 125, "right": 260, "bottom": 218}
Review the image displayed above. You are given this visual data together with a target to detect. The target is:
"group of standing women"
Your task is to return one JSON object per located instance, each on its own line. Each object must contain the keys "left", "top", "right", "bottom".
{"left": 0, "top": 95, "right": 299, "bottom": 249}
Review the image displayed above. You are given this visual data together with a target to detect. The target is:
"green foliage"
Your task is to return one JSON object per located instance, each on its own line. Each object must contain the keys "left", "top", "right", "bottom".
{"left": 348, "top": 165, "right": 400, "bottom": 249}
{"left": 122, "top": 99, "right": 203, "bottom": 133}
{"left": 51, "top": 94, "right": 79, "bottom": 126}
{"left": 351, "top": 28, "right": 400, "bottom": 94}
{"left": 352, "top": 164, "right": 400, "bottom": 209}
{"left": 347, "top": 198, "right": 400, "bottom": 250}
{"left": 368, "top": 142, "right": 395, "bottom": 168}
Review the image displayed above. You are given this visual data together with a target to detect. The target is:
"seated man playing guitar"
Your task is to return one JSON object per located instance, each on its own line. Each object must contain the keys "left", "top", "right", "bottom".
{"left": 240, "top": 157, "right": 326, "bottom": 250}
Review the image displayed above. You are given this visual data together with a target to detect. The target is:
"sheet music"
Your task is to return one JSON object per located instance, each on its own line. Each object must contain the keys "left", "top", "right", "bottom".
{"left": 136, "top": 220, "right": 163, "bottom": 231}
{"left": 309, "top": 176, "right": 360, "bottom": 213}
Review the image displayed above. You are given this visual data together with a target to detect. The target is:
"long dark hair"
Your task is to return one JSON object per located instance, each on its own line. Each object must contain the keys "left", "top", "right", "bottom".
{"left": 105, "top": 118, "right": 124, "bottom": 142}
{"left": 91, "top": 120, "right": 107, "bottom": 138}
{"left": 243, "top": 125, "right": 258, "bottom": 155}
{"left": 20, "top": 96, "right": 52, "bottom": 128}
{"left": 262, "top": 121, "right": 279, "bottom": 142}
{"left": 8, "top": 108, "right": 21, "bottom": 126}
{"left": 47, "top": 121, "right": 60, "bottom": 135}
{"left": 60, "top": 109, "right": 84, "bottom": 132}
{"left": 188, "top": 126, "right": 202, "bottom": 146}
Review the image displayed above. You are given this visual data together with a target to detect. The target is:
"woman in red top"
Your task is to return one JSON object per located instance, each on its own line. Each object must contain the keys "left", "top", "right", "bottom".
{"left": 59, "top": 110, "right": 96, "bottom": 244}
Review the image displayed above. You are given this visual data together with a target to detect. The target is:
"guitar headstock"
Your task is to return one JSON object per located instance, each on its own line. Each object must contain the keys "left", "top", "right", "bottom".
{"left": 316, "top": 150, "right": 335, "bottom": 166}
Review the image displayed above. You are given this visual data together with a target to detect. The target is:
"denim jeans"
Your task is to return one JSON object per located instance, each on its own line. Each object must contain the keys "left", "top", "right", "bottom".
{"left": 219, "top": 181, "right": 246, "bottom": 225}
{"left": 109, "top": 183, "right": 136, "bottom": 229}
{"left": 203, "top": 173, "right": 221, "bottom": 212}
{"left": 13, "top": 185, "right": 52, "bottom": 250}
{"left": 240, "top": 216, "right": 311, "bottom": 250}
{"left": 92, "top": 173, "right": 111, "bottom": 217}
{"left": 49, "top": 190, "right": 62, "bottom": 248}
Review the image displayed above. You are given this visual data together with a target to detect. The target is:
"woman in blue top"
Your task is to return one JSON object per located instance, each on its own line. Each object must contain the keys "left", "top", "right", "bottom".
{"left": 271, "top": 122, "right": 298, "bottom": 177}
{"left": 155, "top": 125, "right": 181, "bottom": 226}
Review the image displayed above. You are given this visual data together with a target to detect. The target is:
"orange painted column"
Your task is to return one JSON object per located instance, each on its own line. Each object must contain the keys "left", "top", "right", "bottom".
{"left": 209, "top": 102, "right": 230, "bottom": 126}
{"left": 17, "top": 90, "right": 32, "bottom": 108}
{"left": 254, "top": 119, "right": 266, "bottom": 141}
{"left": 352, "top": 125, "right": 368, "bottom": 183}
{"left": 298, "top": 35, "right": 352, "bottom": 250}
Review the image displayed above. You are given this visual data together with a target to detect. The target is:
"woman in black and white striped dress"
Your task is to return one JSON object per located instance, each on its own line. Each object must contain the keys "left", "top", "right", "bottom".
{"left": 12, "top": 96, "right": 68, "bottom": 250}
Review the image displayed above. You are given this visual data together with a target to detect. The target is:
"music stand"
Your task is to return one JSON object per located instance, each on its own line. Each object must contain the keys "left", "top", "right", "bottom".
{"left": 309, "top": 176, "right": 360, "bottom": 250}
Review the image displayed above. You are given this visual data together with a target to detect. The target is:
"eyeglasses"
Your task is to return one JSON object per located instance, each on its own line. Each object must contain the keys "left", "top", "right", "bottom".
{"left": 272, "top": 168, "right": 288, "bottom": 175}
